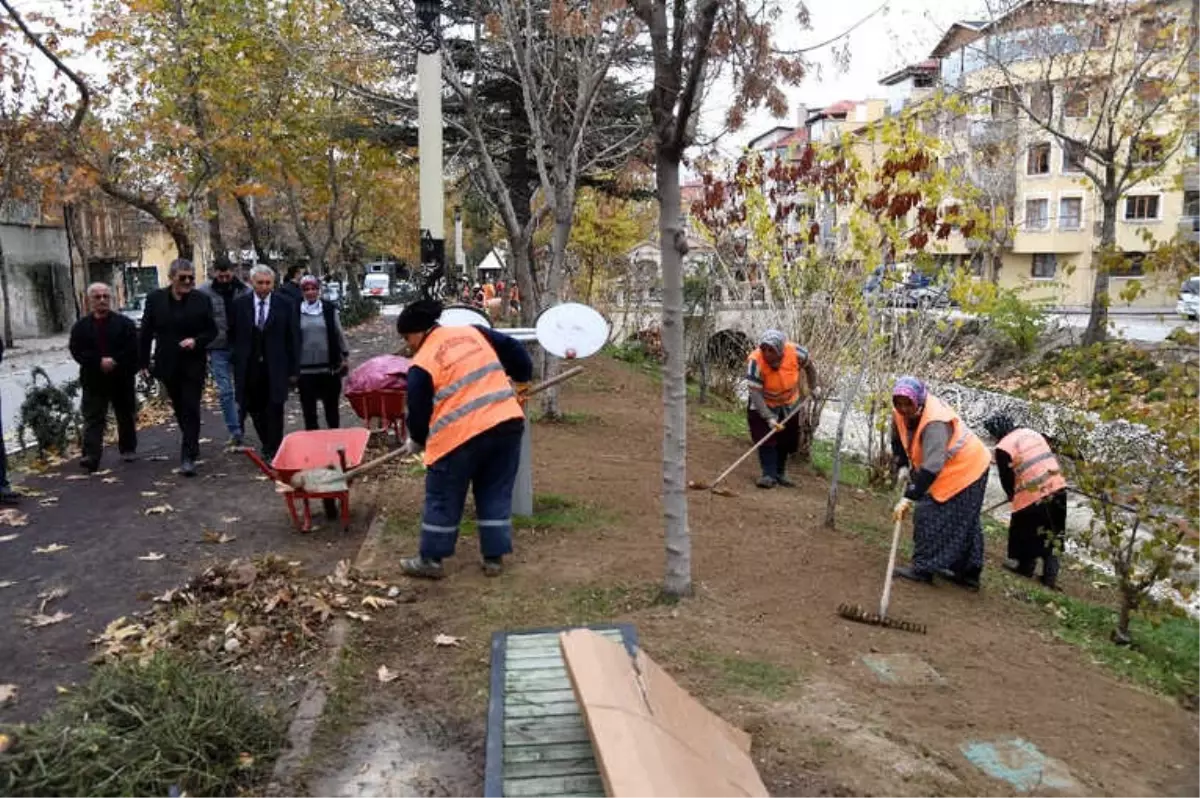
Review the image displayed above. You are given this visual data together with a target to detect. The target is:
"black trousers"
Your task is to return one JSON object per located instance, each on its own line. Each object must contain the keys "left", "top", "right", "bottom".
{"left": 298, "top": 372, "right": 341, "bottom": 431}
{"left": 243, "top": 375, "right": 285, "bottom": 459}
{"left": 1008, "top": 489, "right": 1067, "bottom": 586}
{"left": 80, "top": 375, "right": 138, "bottom": 463}
{"left": 164, "top": 372, "right": 203, "bottom": 461}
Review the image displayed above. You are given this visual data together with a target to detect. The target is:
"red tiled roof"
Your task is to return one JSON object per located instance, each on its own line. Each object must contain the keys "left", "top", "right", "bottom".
{"left": 822, "top": 100, "right": 855, "bottom": 116}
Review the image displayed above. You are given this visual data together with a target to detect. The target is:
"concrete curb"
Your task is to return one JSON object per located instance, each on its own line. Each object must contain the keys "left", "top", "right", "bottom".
{"left": 265, "top": 505, "right": 389, "bottom": 796}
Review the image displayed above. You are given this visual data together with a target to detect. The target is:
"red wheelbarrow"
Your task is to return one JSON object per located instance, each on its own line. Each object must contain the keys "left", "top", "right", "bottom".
{"left": 243, "top": 428, "right": 407, "bottom": 532}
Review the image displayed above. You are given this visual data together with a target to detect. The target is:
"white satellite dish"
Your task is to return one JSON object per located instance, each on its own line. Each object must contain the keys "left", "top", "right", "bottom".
{"left": 535, "top": 302, "right": 610, "bottom": 359}
{"left": 439, "top": 304, "right": 492, "bottom": 329}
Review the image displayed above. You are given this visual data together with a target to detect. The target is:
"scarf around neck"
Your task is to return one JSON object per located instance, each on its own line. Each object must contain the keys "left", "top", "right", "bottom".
{"left": 300, "top": 299, "right": 323, "bottom": 316}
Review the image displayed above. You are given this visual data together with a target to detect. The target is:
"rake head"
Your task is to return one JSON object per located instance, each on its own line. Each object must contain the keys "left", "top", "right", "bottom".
{"left": 837, "top": 603, "right": 927, "bottom": 634}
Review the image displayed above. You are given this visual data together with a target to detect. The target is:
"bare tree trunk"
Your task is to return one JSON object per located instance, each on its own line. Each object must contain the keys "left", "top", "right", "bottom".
{"left": 539, "top": 211, "right": 573, "bottom": 418}
{"left": 206, "top": 190, "right": 225, "bottom": 264}
{"left": 0, "top": 235, "right": 12, "bottom": 348}
{"left": 1084, "top": 187, "right": 1118, "bottom": 345}
{"left": 62, "top": 202, "right": 83, "bottom": 319}
{"left": 235, "top": 194, "right": 269, "bottom": 263}
{"left": 825, "top": 309, "right": 875, "bottom": 528}
{"left": 658, "top": 154, "right": 691, "bottom": 598}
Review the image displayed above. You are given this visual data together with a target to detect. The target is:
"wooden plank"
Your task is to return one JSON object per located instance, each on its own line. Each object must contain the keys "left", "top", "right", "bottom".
{"left": 504, "top": 701, "right": 582, "bottom": 719}
{"left": 503, "top": 742, "right": 597, "bottom": 764}
{"left": 502, "top": 774, "right": 606, "bottom": 797}
{"left": 505, "top": 718, "right": 592, "bottom": 747}
{"left": 505, "top": 689, "right": 578, "bottom": 706}
{"left": 560, "top": 629, "right": 768, "bottom": 797}
{"left": 503, "top": 757, "right": 600, "bottom": 780}
{"left": 506, "top": 655, "right": 567, "bottom": 671}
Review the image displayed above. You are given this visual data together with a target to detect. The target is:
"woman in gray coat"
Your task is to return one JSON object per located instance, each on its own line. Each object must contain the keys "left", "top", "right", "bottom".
{"left": 296, "top": 275, "right": 350, "bottom": 430}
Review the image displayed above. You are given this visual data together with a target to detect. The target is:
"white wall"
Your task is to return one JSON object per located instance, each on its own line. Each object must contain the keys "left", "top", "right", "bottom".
{"left": 0, "top": 223, "right": 75, "bottom": 337}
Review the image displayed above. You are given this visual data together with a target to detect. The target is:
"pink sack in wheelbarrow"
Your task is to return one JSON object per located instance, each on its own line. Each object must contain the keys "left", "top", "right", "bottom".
{"left": 345, "top": 355, "right": 411, "bottom": 396}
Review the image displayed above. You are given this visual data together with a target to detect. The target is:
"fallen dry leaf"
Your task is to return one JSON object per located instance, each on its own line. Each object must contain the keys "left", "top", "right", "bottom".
{"left": 199, "top": 437, "right": 213, "bottom": 444}
{"left": 0, "top": 509, "right": 28, "bottom": 526}
{"left": 0, "top": 732, "right": 12, "bottom": 753}
{"left": 54, "top": 685, "right": 70, "bottom": 695}
{"left": 39, "top": 497, "right": 59, "bottom": 507}
{"left": 37, "top": 587, "right": 69, "bottom": 602}
{"left": 0, "top": 580, "right": 16, "bottom": 589}
{"left": 0, "top": 684, "right": 15, "bottom": 705}
{"left": 201, "top": 530, "right": 236, "bottom": 544}
{"left": 101, "top": 477, "right": 119, "bottom": 484}
{"left": 94, "top": 469, "right": 112, "bottom": 476}
{"left": 137, "top": 552, "right": 166, "bottom": 561}
{"left": 33, "top": 544, "right": 68, "bottom": 554}
{"left": 14, "top": 486, "right": 43, "bottom": 497}
{"left": 361, "top": 595, "right": 396, "bottom": 610}
{"left": 148, "top": 455, "right": 170, "bottom": 462}
{"left": 28, "top": 611, "right": 72, "bottom": 627}
{"left": 65, "top": 475, "right": 88, "bottom": 481}
{"left": 434, "top": 634, "right": 462, "bottom": 647}
{"left": 376, "top": 665, "right": 399, "bottom": 683}
{"left": 0, "top": 534, "right": 18, "bottom": 543}
{"left": 345, "top": 611, "right": 372, "bottom": 622}
{"left": 144, "top": 504, "right": 175, "bottom": 516}
{"left": 140, "top": 491, "right": 159, "bottom": 498}
{"left": 237, "top": 752, "right": 255, "bottom": 769}
{"left": 221, "top": 516, "right": 241, "bottom": 523}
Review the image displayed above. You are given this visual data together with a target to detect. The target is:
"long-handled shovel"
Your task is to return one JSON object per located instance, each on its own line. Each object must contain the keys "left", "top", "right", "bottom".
{"left": 688, "top": 402, "right": 807, "bottom": 496}
{"left": 837, "top": 492, "right": 927, "bottom": 634}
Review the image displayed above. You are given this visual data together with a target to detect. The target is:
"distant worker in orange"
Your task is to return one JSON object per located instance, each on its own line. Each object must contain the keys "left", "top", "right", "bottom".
{"left": 891, "top": 376, "right": 991, "bottom": 589}
{"left": 482, "top": 281, "right": 496, "bottom": 301}
{"left": 745, "top": 329, "right": 818, "bottom": 489}
{"left": 984, "top": 414, "right": 1068, "bottom": 590}
{"left": 395, "top": 299, "right": 533, "bottom": 580}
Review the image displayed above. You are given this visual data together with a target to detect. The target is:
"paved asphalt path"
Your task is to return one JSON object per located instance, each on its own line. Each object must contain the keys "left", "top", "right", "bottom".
{"left": 0, "top": 319, "right": 397, "bottom": 723}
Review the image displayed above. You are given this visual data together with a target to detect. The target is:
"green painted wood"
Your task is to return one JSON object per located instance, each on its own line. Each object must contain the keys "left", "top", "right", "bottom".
{"left": 505, "top": 630, "right": 623, "bottom": 650}
{"left": 504, "top": 701, "right": 582, "bottom": 719}
{"left": 505, "top": 715, "right": 587, "bottom": 734}
{"left": 505, "top": 688, "right": 578, "bottom": 706}
{"left": 506, "top": 669, "right": 569, "bottom": 688}
{"left": 502, "top": 742, "right": 596, "bottom": 764}
{"left": 506, "top": 655, "right": 567, "bottom": 671}
{"left": 503, "top": 757, "right": 599, "bottom": 780}
{"left": 504, "top": 718, "right": 592, "bottom": 747}
{"left": 506, "top": 677, "right": 574, "bottom": 695}
{"left": 502, "top": 774, "right": 606, "bottom": 797}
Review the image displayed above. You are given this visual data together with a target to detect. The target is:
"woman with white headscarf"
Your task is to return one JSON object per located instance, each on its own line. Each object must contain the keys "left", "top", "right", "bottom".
{"left": 745, "top": 329, "right": 818, "bottom": 488}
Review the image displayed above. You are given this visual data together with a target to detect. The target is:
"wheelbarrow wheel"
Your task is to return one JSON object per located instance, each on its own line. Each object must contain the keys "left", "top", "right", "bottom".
{"left": 323, "top": 498, "right": 339, "bottom": 520}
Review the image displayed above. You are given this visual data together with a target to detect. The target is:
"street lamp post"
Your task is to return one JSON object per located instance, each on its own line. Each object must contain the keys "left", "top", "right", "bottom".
{"left": 454, "top": 204, "right": 464, "bottom": 290}
{"left": 416, "top": 0, "right": 444, "bottom": 293}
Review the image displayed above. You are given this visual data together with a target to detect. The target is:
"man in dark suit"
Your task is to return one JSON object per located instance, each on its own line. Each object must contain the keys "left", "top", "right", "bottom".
{"left": 278, "top": 263, "right": 304, "bottom": 305}
{"left": 230, "top": 264, "right": 299, "bottom": 460}
{"left": 139, "top": 259, "right": 217, "bottom": 476}
{"left": 70, "top": 282, "right": 140, "bottom": 472}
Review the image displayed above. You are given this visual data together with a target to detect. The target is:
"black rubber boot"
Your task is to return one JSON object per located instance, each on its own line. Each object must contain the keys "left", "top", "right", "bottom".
{"left": 775, "top": 455, "right": 795, "bottom": 487}
{"left": 893, "top": 565, "right": 934, "bottom": 584}
{"left": 757, "top": 446, "right": 778, "bottom": 488}
{"left": 1041, "top": 555, "right": 1061, "bottom": 590}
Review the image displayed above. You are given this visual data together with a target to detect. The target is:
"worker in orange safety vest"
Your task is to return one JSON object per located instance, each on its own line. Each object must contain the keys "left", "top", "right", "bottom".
{"left": 745, "top": 329, "right": 819, "bottom": 489}
{"left": 984, "top": 414, "right": 1068, "bottom": 589}
{"left": 395, "top": 299, "right": 533, "bottom": 580}
{"left": 890, "top": 376, "right": 992, "bottom": 589}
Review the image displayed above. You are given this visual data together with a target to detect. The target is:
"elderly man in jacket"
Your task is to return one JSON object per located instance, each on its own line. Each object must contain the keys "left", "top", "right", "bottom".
{"left": 70, "top": 282, "right": 140, "bottom": 471}
{"left": 197, "top": 255, "right": 250, "bottom": 447}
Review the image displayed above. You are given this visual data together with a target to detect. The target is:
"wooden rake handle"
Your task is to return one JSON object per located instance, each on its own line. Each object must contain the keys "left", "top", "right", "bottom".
{"left": 707, "top": 402, "right": 807, "bottom": 491}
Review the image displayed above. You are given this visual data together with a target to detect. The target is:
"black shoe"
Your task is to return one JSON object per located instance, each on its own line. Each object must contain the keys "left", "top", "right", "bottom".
{"left": 1002, "top": 559, "right": 1036, "bottom": 578}
{"left": 893, "top": 566, "right": 934, "bottom": 584}
{"left": 756, "top": 475, "right": 777, "bottom": 489}
{"left": 80, "top": 458, "right": 99, "bottom": 473}
{"left": 179, "top": 460, "right": 197, "bottom": 477}
{"left": 482, "top": 557, "right": 503, "bottom": 577}
{"left": 323, "top": 498, "right": 339, "bottom": 519}
{"left": 775, "top": 474, "right": 796, "bottom": 488}
{"left": 0, "top": 491, "right": 19, "bottom": 506}
{"left": 937, "top": 567, "right": 981, "bottom": 591}
{"left": 400, "top": 556, "right": 445, "bottom": 579}
{"left": 120, "top": 451, "right": 137, "bottom": 463}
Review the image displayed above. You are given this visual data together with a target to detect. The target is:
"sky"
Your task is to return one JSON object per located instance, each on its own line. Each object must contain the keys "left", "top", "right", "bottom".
{"left": 707, "top": 0, "right": 989, "bottom": 152}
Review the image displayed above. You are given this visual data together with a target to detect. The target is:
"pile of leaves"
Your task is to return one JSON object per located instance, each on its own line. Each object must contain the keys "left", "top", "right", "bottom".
{"left": 93, "top": 556, "right": 409, "bottom": 668}
{"left": 16, "top": 367, "right": 81, "bottom": 458}
{"left": 0, "top": 652, "right": 283, "bottom": 797}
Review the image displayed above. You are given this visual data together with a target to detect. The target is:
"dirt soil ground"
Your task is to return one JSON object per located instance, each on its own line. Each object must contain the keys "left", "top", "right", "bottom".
{"left": 315, "top": 355, "right": 1198, "bottom": 797}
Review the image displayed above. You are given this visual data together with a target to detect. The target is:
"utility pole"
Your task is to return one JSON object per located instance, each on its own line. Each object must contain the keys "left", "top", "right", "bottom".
{"left": 416, "top": 0, "right": 444, "bottom": 297}
{"left": 454, "top": 204, "right": 465, "bottom": 292}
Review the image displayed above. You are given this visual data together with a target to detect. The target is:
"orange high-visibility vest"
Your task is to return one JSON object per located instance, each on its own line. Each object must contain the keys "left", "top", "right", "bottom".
{"left": 482, "top": 283, "right": 496, "bottom": 300}
{"left": 411, "top": 325, "right": 525, "bottom": 465}
{"left": 749, "top": 343, "right": 809, "bottom": 408}
{"left": 996, "top": 428, "right": 1067, "bottom": 512}
{"left": 893, "top": 394, "right": 991, "bottom": 502}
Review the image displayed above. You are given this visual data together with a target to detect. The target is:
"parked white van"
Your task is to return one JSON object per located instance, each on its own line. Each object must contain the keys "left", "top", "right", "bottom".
{"left": 362, "top": 273, "right": 391, "bottom": 298}
{"left": 1177, "top": 276, "right": 1199, "bottom": 320}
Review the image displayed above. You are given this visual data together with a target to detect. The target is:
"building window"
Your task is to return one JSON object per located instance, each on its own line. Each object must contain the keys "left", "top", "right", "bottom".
{"left": 1031, "top": 253, "right": 1057, "bottom": 279}
{"left": 1136, "top": 18, "right": 1161, "bottom": 51}
{"left": 1025, "top": 198, "right": 1050, "bottom": 229}
{"left": 1187, "top": 131, "right": 1200, "bottom": 159}
{"left": 1184, "top": 190, "right": 1200, "bottom": 230}
{"left": 1112, "top": 253, "right": 1146, "bottom": 277}
{"left": 1030, "top": 84, "right": 1053, "bottom": 118}
{"left": 991, "top": 86, "right": 1019, "bottom": 119}
{"left": 969, "top": 252, "right": 987, "bottom": 277}
{"left": 1089, "top": 22, "right": 1109, "bottom": 48}
{"left": 1059, "top": 197, "right": 1083, "bottom": 230}
{"left": 1062, "top": 141, "right": 1086, "bottom": 173}
{"left": 1027, "top": 143, "right": 1051, "bottom": 175}
{"left": 1064, "top": 89, "right": 1089, "bottom": 118}
{"left": 1132, "top": 135, "right": 1165, "bottom": 165}
{"left": 1135, "top": 79, "right": 1165, "bottom": 113}
{"left": 1124, "top": 194, "right": 1160, "bottom": 221}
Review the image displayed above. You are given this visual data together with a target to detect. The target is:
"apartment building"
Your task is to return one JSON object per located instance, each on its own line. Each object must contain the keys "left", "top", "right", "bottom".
{"left": 920, "top": 0, "right": 1199, "bottom": 308}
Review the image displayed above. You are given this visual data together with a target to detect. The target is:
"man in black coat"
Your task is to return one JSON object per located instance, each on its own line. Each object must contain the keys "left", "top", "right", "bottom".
{"left": 278, "top": 263, "right": 304, "bottom": 305}
{"left": 70, "top": 282, "right": 140, "bottom": 472}
{"left": 230, "top": 264, "right": 299, "bottom": 460}
{"left": 139, "top": 259, "right": 218, "bottom": 476}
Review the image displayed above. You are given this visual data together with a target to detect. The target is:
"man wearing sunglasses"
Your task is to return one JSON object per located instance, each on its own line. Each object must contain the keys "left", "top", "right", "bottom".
{"left": 139, "top": 258, "right": 218, "bottom": 476}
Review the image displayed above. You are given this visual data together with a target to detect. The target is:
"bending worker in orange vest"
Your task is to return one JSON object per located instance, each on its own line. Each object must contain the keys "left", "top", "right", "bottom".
{"left": 984, "top": 414, "right": 1068, "bottom": 590}
{"left": 746, "top": 329, "right": 818, "bottom": 489}
{"left": 891, "top": 376, "right": 992, "bottom": 589}
{"left": 395, "top": 299, "right": 533, "bottom": 579}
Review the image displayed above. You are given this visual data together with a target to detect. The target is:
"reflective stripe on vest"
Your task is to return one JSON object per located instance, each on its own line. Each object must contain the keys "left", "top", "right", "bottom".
{"left": 412, "top": 325, "right": 526, "bottom": 465}
{"left": 996, "top": 428, "right": 1067, "bottom": 512}
{"left": 749, "top": 344, "right": 804, "bottom": 408}
{"left": 892, "top": 394, "right": 991, "bottom": 503}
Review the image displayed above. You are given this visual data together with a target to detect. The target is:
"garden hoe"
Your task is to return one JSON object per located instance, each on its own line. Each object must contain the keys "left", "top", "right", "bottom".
{"left": 837, "top": 497, "right": 927, "bottom": 634}
{"left": 688, "top": 402, "right": 807, "bottom": 497}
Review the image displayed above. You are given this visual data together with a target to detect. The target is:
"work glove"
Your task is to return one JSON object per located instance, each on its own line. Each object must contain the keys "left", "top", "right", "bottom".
{"left": 893, "top": 497, "right": 914, "bottom": 522}
{"left": 514, "top": 381, "right": 532, "bottom": 396}
{"left": 770, "top": 419, "right": 786, "bottom": 433}
{"left": 400, "top": 437, "right": 423, "bottom": 457}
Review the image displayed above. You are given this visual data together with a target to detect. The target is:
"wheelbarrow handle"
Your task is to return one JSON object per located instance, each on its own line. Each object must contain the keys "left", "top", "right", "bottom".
{"left": 242, "top": 448, "right": 278, "bottom": 481}
{"left": 344, "top": 446, "right": 410, "bottom": 482}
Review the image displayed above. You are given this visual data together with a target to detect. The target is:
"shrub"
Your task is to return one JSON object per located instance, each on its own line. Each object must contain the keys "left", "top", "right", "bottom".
{"left": 0, "top": 653, "right": 284, "bottom": 797}
{"left": 340, "top": 293, "right": 380, "bottom": 329}
{"left": 17, "top": 367, "right": 81, "bottom": 457}
{"left": 987, "top": 289, "right": 1046, "bottom": 355}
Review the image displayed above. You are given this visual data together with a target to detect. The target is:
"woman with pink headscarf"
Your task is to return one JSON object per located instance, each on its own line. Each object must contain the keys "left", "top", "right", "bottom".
{"left": 889, "top": 376, "right": 991, "bottom": 589}
{"left": 296, "top": 275, "right": 349, "bottom": 430}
